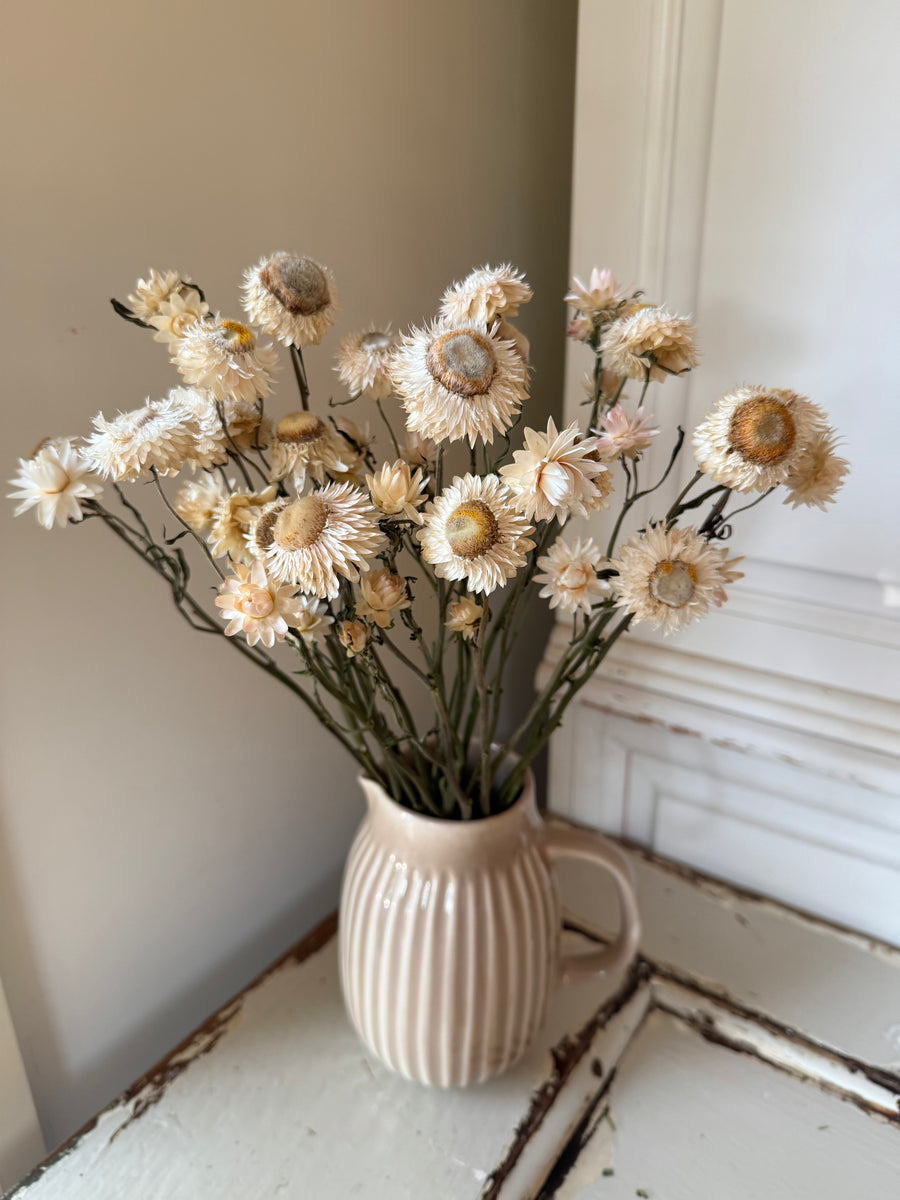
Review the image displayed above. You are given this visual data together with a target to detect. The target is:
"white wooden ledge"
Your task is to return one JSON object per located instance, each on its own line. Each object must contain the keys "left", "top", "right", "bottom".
{"left": 5, "top": 834, "right": 899, "bottom": 1199}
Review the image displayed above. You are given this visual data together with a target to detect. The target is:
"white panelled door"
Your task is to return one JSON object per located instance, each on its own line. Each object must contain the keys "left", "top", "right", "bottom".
{"left": 548, "top": 0, "right": 900, "bottom": 939}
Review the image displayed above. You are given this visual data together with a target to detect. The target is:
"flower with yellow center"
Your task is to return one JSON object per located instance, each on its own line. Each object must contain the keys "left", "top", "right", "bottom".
{"left": 208, "top": 486, "right": 278, "bottom": 562}
{"left": 355, "top": 568, "right": 411, "bottom": 629}
{"left": 84, "top": 395, "right": 201, "bottom": 480}
{"left": 417, "top": 474, "right": 534, "bottom": 595}
{"left": 214, "top": 559, "right": 309, "bottom": 649}
{"left": 391, "top": 321, "right": 529, "bottom": 446}
{"left": 338, "top": 618, "right": 369, "bottom": 657}
{"left": 535, "top": 536, "right": 609, "bottom": 615}
{"left": 173, "top": 473, "right": 231, "bottom": 533}
{"left": 366, "top": 459, "right": 428, "bottom": 524}
{"left": 265, "top": 482, "right": 384, "bottom": 599}
{"left": 8, "top": 438, "right": 102, "bottom": 529}
{"left": 336, "top": 327, "right": 396, "bottom": 400}
{"left": 600, "top": 307, "right": 698, "bottom": 382}
{"left": 439, "top": 264, "right": 533, "bottom": 326}
{"left": 268, "top": 411, "right": 352, "bottom": 488}
{"left": 243, "top": 252, "right": 338, "bottom": 347}
{"left": 147, "top": 288, "right": 210, "bottom": 351}
{"left": 782, "top": 427, "right": 849, "bottom": 510}
{"left": 692, "top": 386, "right": 829, "bottom": 493}
{"left": 610, "top": 524, "right": 743, "bottom": 635}
{"left": 445, "top": 596, "right": 483, "bottom": 640}
{"left": 499, "top": 418, "right": 608, "bottom": 524}
{"left": 174, "top": 316, "right": 280, "bottom": 404}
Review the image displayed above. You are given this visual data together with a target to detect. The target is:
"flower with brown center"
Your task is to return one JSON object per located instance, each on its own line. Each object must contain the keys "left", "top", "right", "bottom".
{"left": 268, "top": 411, "right": 352, "bottom": 487}
{"left": 243, "top": 252, "right": 339, "bottom": 347}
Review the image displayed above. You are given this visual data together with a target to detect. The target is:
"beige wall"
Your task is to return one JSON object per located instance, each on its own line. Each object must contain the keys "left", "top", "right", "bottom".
{"left": 0, "top": 0, "right": 577, "bottom": 1149}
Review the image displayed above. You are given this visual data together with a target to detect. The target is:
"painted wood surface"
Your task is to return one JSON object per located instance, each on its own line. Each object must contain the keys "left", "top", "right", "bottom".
{"left": 0, "top": 976, "right": 43, "bottom": 1193}
{"left": 5, "top": 843, "right": 898, "bottom": 1199}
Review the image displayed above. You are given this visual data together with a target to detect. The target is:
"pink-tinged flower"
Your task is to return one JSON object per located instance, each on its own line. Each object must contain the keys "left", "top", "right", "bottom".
{"left": 214, "top": 559, "right": 309, "bottom": 648}
{"left": 593, "top": 405, "right": 660, "bottom": 460}
{"left": 566, "top": 315, "right": 593, "bottom": 342}
{"left": 565, "top": 268, "right": 622, "bottom": 316}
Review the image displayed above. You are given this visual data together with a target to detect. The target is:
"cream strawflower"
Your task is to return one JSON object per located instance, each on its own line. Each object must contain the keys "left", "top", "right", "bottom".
{"left": 163, "top": 386, "right": 230, "bottom": 470}
{"left": 214, "top": 558, "right": 308, "bottom": 649}
{"left": 356, "top": 568, "right": 411, "bottom": 628}
{"left": 147, "top": 288, "right": 210, "bottom": 351}
{"left": 174, "top": 316, "right": 279, "bottom": 404}
{"left": 84, "top": 395, "right": 201, "bottom": 480}
{"left": 338, "top": 618, "right": 369, "bottom": 657}
{"left": 499, "top": 418, "right": 608, "bottom": 524}
{"left": 173, "top": 473, "right": 230, "bottom": 533}
{"left": 126, "top": 269, "right": 194, "bottom": 320}
{"left": 402, "top": 430, "right": 437, "bottom": 468}
{"left": 445, "top": 596, "right": 483, "bottom": 640}
{"left": 224, "top": 399, "right": 271, "bottom": 454}
{"left": 242, "top": 252, "right": 338, "bottom": 347}
{"left": 693, "top": 386, "right": 828, "bottom": 493}
{"left": 366, "top": 459, "right": 428, "bottom": 523}
{"left": 610, "top": 524, "right": 743, "bottom": 635}
{"left": 336, "top": 327, "right": 396, "bottom": 400}
{"left": 391, "top": 321, "right": 529, "bottom": 446}
{"left": 265, "top": 482, "right": 384, "bottom": 599}
{"left": 593, "top": 405, "right": 659, "bottom": 460}
{"left": 8, "top": 439, "right": 102, "bottom": 529}
{"left": 208, "top": 486, "right": 278, "bottom": 562}
{"left": 268, "top": 412, "right": 352, "bottom": 487}
{"left": 292, "top": 596, "right": 334, "bottom": 643}
{"left": 600, "top": 307, "right": 698, "bottom": 382}
{"left": 439, "top": 264, "right": 533, "bottom": 326}
{"left": 417, "top": 474, "right": 534, "bottom": 595}
{"left": 565, "top": 267, "right": 622, "bottom": 317}
{"left": 535, "top": 536, "right": 609, "bottom": 615}
{"left": 245, "top": 497, "right": 290, "bottom": 560}
{"left": 782, "top": 427, "right": 849, "bottom": 510}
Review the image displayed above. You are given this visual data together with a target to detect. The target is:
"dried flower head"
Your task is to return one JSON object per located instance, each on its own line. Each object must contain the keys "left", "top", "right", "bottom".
{"left": 268, "top": 411, "right": 352, "bottom": 488}
{"left": 215, "top": 558, "right": 310, "bottom": 649}
{"left": 174, "top": 316, "right": 279, "bottom": 404}
{"left": 600, "top": 307, "right": 698, "bottom": 382}
{"left": 782, "top": 427, "right": 849, "bottom": 510}
{"left": 565, "top": 268, "right": 623, "bottom": 318}
{"left": 126, "top": 269, "right": 196, "bottom": 321}
{"left": 439, "top": 264, "right": 533, "bottom": 326}
{"left": 292, "top": 596, "right": 334, "bottom": 643}
{"left": 8, "top": 439, "right": 102, "bottom": 529}
{"left": 356, "top": 568, "right": 410, "bottom": 628}
{"left": 84, "top": 396, "right": 201, "bottom": 481}
{"left": 208, "top": 486, "right": 278, "bottom": 562}
{"left": 367, "top": 459, "right": 428, "bottom": 524}
{"left": 243, "top": 252, "right": 338, "bottom": 347}
{"left": 336, "top": 327, "right": 396, "bottom": 400}
{"left": 338, "top": 618, "right": 369, "bottom": 657}
{"left": 445, "top": 596, "right": 483, "bottom": 640}
{"left": 173, "top": 473, "right": 231, "bottom": 533}
{"left": 535, "top": 536, "right": 609, "bottom": 615}
{"left": 401, "top": 430, "right": 438, "bottom": 468}
{"left": 593, "top": 405, "right": 660, "bottom": 461}
{"left": 147, "top": 288, "right": 210, "bottom": 351}
{"left": 499, "top": 419, "right": 608, "bottom": 524}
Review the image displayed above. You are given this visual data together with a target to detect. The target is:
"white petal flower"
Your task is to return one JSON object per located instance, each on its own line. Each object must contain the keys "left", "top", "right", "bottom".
{"left": 391, "top": 321, "right": 529, "bottom": 446}
{"left": 535, "top": 536, "right": 609, "bottom": 615}
{"left": 356, "top": 568, "right": 411, "bottom": 628}
{"left": 242, "top": 253, "right": 338, "bottom": 348}
{"left": 445, "top": 596, "right": 483, "bottom": 640}
{"left": 8, "top": 439, "right": 102, "bottom": 529}
{"left": 126, "top": 269, "right": 195, "bottom": 320}
{"left": 163, "top": 386, "right": 230, "bottom": 471}
{"left": 417, "top": 474, "right": 534, "bottom": 595}
{"left": 268, "top": 412, "right": 353, "bottom": 488}
{"left": 265, "top": 482, "right": 384, "bottom": 599}
{"left": 366, "top": 459, "right": 428, "bottom": 523}
{"left": 439, "top": 264, "right": 533, "bottom": 326}
{"left": 564, "top": 268, "right": 623, "bottom": 317}
{"left": 336, "top": 327, "right": 396, "bottom": 400}
{"left": 693, "top": 386, "right": 829, "bottom": 493}
{"left": 600, "top": 307, "right": 698, "bottom": 382}
{"left": 593, "top": 405, "right": 659, "bottom": 460}
{"left": 146, "top": 288, "right": 210, "bottom": 351}
{"left": 173, "top": 473, "right": 231, "bottom": 533}
{"left": 499, "top": 418, "right": 608, "bottom": 523}
{"left": 610, "top": 524, "right": 743, "bottom": 635}
{"left": 174, "top": 316, "right": 279, "bottom": 404}
{"left": 214, "top": 558, "right": 309, "bottom": 649}
{"left": 782, "top": 427, "right": 849, "bottom": 510}
{"left": 84, "top": 395, "right": 201, "bottom": 481}
{"left": 208, "top": 486, "right": 278, "bottom": 562}
{"left": 292, "top": 595, "right": 334, "bottom": 643}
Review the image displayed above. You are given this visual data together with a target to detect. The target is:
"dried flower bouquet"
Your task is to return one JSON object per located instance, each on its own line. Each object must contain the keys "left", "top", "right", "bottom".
{"left": 10, "top": 258, "right": 848, "bottom": 818}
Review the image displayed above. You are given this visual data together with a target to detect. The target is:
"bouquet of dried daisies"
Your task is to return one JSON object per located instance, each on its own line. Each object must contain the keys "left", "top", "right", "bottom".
{"left": 9, "top": 257, "right": 848, "bottom": 818}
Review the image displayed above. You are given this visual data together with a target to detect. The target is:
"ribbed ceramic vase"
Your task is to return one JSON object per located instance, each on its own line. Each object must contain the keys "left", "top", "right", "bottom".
{"left": 338, "top": 768, "right": 641, "bottom": 1087}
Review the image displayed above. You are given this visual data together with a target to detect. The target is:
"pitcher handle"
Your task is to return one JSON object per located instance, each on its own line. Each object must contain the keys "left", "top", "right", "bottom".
{"left": 544, "top": 824, "right": 642, "bottom": 984}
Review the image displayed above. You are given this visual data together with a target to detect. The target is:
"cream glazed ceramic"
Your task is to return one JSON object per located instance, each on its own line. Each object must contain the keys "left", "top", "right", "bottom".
{"left": 338, "top": 769, "right": 641, "bottom": 1087}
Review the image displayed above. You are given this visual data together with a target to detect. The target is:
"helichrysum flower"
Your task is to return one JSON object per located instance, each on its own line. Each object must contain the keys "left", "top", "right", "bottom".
{"left": 610, "top": 524, "right": 743, "bottom": 635}
{"left": 84, "top": 396, "right": 201, "bottom": 480}
{"left": 439, "top": 264, "right": 533, "bottom": 326}
{"left": 593, "top": 405, "right": 660, "bottom": 460}
{"left": 214, "top": 558, "right": 308, "bottom": 649}
{"left": 243, "top": 252, "right": 338, "bottom": 348}
{"left": 445, "top": 596, "right": 483, "bottom": 640}
{"left": 245, "top": 497, "right": 290, "bottom": 560}
{"left": 355, "top": 568, "right": 411, "bottom": 628}
{"left": 782, "top": 427, "right": 849, "bottom": 510}
{"left": 265, "top": 482, "right": 384, "bottom": 599}
{"left": 8, "top": 439, "right": 102, "bottom": 529}
{"left": 147, "top": 288, "right": 210, "bottom": 351}
{"left": 338, "top": 618, "right": 369, "bottom": 657}
{"left": 600, "top": 307, "right": 698, "bottom": 382}
{"left": 208, "top": 486, "right": 278, "bottom": 561}
{"left": 268, "top": 412, "right": 352, "bottom": 488}
{"left": 292, "top": 596, "right": 334, "bottom": 643}
{"left": 535, "top": 536, "right": 609, "bottom": 615}
{"left": 391, "top": 321, "right": 528, "bottom": 446}
{"left": 402, "top": 430, "right": 437, "bottom": 468}
{"left": 367, "top": 459, "right": 428, "bottom": 523}
{"left": 565, "top": 267, "right": 622, "bottom": 318}
{"left": 173, "top": 472, "right": 231, "bottom": 533}
{"left": 693, "top": 386, "right": 829, "bottom": 494}
{"left": 336, "top": 327, "right": 396, "bottom": 400}
{"left": 126, "top": 269, "right": 194, "bottom": 320}
{"left": 417, "top": 474, "right": 534, "bottom": 595}
{"left": 165, "top": 386, "right": 229, "bottom": 471}
{"left": 499, "top": 418, "right": 608, "bottom": 524}
{"left": 174, "top": 316, "right": 279, "bottom": 404}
